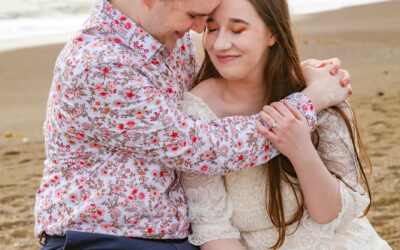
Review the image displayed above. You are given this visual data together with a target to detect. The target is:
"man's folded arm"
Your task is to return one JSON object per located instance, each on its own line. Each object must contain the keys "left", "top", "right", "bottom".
{"left": 60, "top": 68, "right": 317, "bottom": 175}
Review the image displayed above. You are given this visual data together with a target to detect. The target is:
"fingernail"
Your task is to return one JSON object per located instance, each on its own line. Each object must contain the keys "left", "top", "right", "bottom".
{"left": 330, "top": 69, "right": 337, "bottom": 75}
{"left": 349, "top": 88, "right": 353, "bottom": 95}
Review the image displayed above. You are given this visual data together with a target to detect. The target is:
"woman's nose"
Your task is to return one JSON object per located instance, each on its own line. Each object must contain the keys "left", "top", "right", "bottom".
{"left": 213, "top": 31, "right": 231, "bottom": 51}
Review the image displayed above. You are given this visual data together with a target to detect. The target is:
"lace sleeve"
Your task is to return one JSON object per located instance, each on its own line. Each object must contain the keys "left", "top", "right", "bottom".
{"left": 302, "top": 101, "right": 370, "bottom": 236}
{"left": 180, "top": 172, "right": 240, "bottom": 245}
{"left": 179, "top": 92, "right": 240, "bottom": 245}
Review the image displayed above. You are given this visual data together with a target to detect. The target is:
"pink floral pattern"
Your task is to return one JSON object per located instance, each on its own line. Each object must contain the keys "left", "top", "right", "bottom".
{"left": 34, "top": 0, "right": 317, "bottom": 239}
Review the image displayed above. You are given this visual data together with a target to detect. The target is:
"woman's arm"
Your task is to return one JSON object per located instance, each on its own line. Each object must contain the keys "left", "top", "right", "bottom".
{"left": 256, "top": 101, "right": 367, "bottom": 224}
{"left": 180, "top": 171, "right": 242, "bottom": 246}
{"left": 284, "top": 137, "right": 342, "bottom": 223}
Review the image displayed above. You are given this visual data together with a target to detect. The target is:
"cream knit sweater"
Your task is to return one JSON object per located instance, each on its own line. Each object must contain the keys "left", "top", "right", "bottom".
{"left": 180, "top": 92, "right": 391, "bottom": 250}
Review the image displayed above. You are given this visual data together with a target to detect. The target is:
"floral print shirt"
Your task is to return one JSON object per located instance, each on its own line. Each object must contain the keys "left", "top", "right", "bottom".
{"left": 34, "top": 0, "right": 317, "bottom": 239}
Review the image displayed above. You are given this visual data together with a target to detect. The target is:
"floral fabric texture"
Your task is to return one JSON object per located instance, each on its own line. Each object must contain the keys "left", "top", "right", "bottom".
{"left": 35, "top": 0, "right": 317, "bottom": 239}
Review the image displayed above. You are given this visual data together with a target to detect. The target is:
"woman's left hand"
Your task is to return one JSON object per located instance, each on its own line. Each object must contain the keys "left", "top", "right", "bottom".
{"left": 255, "top": 101, "right": 314, "bottom": 160}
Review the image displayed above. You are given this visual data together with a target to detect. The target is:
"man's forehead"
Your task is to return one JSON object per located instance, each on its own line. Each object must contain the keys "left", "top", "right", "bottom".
{"left": 185, "top": 0, "right": 221, "bottom": 15}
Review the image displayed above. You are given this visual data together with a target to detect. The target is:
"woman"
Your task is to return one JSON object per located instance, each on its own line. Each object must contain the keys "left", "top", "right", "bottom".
{"left": 179, "top": 0, "right": 391, "bottom": 249}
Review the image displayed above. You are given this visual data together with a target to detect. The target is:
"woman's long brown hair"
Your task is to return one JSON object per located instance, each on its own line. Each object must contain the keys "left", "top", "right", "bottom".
{"left": 194, "top": 0, "right": 372, "bottom": 248}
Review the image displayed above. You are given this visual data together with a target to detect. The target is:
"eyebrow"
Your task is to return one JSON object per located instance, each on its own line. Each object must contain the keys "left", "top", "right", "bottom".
{"left": 205, "top": 17, "right": 249, "bottom": 25}
{"left": 230, "top": 18, "right": 249, "bottom": 25}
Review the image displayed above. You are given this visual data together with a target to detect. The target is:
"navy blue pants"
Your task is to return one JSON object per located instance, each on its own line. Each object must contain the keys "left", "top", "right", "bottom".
{"left": 39, "top": 231, "right": 200, "bottom": 250}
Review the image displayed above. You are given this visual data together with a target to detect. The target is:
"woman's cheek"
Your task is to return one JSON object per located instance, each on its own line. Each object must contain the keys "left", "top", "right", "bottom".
{"left": 203, "top": 33, "right": 214, "bottom": 51}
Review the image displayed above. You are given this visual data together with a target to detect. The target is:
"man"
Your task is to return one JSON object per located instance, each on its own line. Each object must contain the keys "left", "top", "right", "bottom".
{"left": 35, "top": 0, "right": 351, "bottom": 249}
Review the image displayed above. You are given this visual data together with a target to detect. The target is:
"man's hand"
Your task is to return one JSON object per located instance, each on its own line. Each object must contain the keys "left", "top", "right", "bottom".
{"left": 301, "top": 58, "right": 352, "bottom": 113}
{"left": 301, "top": 58, "right": 351, "bottom": 87}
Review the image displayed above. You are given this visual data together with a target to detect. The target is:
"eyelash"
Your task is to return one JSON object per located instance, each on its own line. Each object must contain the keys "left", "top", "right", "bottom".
{"left": 206, "top": 28, "right": 243, "bottom": 34}
{"left": 232, "top": 30, "right": 243, "bottom": 34}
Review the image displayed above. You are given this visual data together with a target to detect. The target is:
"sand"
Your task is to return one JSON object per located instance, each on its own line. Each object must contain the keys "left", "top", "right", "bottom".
{"left": 0, "top": 1, "right": 399, "bottom": 249}
{"left": 294, "top": 2, "right": 400, "bottom": 246}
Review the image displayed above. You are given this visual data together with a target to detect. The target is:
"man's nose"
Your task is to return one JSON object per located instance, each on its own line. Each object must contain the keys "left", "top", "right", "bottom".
{"left": 190, "top": 16, "right": 207, "bottom": 33}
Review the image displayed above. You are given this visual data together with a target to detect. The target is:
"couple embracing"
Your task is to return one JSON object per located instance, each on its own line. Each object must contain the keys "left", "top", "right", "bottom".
{"left": 35, "top": 0, "right": 390, "bottom": 249}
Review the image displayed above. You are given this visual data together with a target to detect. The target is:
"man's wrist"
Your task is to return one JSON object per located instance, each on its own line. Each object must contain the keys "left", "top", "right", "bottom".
{"left": 284, "top": 92, "right": 318, "bottom": 131}
{"left": 301, "top": 87, "right": 330, "bottom": 114}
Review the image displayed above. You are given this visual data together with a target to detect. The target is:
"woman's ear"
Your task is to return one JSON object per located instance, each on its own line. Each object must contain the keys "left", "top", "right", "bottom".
{"left": 267, "top": 30, "right": 277, "bottom": 47}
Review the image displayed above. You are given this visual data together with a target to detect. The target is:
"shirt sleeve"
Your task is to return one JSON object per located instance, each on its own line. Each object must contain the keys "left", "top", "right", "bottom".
{"left": 302, "top": 102, "right": 370, "bottom": 236}
{"left": 57, "top": 66, "right": 317, "bottom": 175}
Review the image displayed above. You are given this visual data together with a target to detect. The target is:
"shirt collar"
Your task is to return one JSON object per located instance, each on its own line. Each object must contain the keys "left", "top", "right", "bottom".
{"left": 99, "top": 0, "right": 164, "bottom": 60}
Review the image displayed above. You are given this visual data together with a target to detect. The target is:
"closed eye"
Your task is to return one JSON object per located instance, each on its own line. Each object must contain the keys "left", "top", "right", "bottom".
{"left": 230, "top": 25, "right": 247, "bottom": 34}
{"left": 206, "top": 18, "right": 218, "bottom": 32}
{"left": 206, "top": 23, "right": 218, "bottom": 33}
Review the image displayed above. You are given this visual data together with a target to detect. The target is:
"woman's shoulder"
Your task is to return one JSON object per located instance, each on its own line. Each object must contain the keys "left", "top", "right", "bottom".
{"left": 315, "top": 101, "right": 357, "bottom": 151}
{"left": 182, "top": 78, "right": 222, "bottom": 120}
{"left": 317, "top": 101, "right": 355, "bottom": 130}
{"left": 189, "top": 78, "right": 221, "bottom": 101}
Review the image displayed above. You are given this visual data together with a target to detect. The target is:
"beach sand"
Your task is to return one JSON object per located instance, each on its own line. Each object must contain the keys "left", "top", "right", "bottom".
{"left": 1, "top": 1, "right": 399, "bottom": 249}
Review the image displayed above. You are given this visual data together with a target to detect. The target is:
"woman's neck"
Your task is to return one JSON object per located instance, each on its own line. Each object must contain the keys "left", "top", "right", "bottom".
{"left": 218, "top": 77, "right": 266, "bottom": 116}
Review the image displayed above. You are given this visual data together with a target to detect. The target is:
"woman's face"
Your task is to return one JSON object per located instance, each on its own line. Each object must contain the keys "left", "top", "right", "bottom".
{"left": 204, "top": 0, "right": 276, "bottom": 82}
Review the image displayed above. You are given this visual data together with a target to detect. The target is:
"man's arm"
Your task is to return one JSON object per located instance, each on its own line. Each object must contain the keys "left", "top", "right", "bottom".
{"left": 59, "top": 67, "right": 316, "bottom": 175}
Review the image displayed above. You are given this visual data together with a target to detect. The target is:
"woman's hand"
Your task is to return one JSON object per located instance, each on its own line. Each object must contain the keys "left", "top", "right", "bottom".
{"left": 255, "top": 101, "right": 314, "bottom": 160}
{"left": 256, "top": 101, "right": 343, "bottom": 224}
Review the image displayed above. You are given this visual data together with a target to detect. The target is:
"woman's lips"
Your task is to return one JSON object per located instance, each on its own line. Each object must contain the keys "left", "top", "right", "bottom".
{"left": 216, "top": 55, "right": 240, "bottom": 63}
